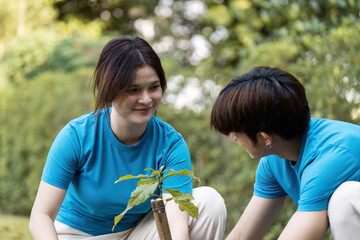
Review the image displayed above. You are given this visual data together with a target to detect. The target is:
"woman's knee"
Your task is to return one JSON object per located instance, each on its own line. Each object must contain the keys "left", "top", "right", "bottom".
{"left": 193, "top": 186, "right": 227, "bottom": 220}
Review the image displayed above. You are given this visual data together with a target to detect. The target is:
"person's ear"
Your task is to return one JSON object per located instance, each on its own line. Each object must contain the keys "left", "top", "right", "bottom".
{"left": 259, "top": 132, "right": 273, "bottom": 148}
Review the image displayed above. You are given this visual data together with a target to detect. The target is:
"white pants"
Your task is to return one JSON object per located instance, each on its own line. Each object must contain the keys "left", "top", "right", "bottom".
{"left": 55, "top": 186, "right": 227, "bottom": 240}
{"left": 328, "top": 181, "right": 360, "bottom": 240}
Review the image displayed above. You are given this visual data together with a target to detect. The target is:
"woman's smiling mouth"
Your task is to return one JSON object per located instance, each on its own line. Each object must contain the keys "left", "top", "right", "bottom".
{"left": 134, "top": 107, "right": 152, "bottom": 113}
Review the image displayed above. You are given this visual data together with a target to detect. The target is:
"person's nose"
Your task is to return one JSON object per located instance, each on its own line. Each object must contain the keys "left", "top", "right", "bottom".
{"left": 138, "top": 90, "right": 152, "bottom": 105}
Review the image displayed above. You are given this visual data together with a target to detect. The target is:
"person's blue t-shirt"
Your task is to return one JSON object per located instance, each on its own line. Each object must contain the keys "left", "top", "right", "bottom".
{"left": 254, "top": 118, "right": 360, "bottom": 211}
{"left": 41, "top": 109, "right": 192, "bottom": 235}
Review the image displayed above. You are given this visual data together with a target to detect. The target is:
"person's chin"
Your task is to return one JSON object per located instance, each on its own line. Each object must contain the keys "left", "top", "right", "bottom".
{"left": 249, "top": 153, "right": 262, "bottom": 159}
{"left": 133, "top": 114, "right": 152, "bottom": 124}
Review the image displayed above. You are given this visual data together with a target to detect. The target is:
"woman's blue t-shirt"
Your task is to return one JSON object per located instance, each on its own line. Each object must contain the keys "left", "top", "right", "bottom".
{"left": 41, "top": 109, "right": 192, "bottom": 235}
{"left": 254, "top": 118, "right": 360, "bottom": 211}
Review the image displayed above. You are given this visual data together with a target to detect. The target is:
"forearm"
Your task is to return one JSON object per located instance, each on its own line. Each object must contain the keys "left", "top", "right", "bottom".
{"left": 226, "top": 222, "right": 253, "bottom": 240}
{"left": 29, "top": 212, "right": 58, "bottom": 240}
{"left": 163, "top": 194, "right": 190, "bottom": 240}
{"left": 278, "top": 210, "right": 328, "bottom": 240}
{"left": 225, "top": 215, "right": 266, "bottom": 240}
{"left": 226, "top": 196, "right": 286, "bottom": 240}
{"left": 169, "top": 219, "right": 189, "bottom": 240}
{"left": 29, "top": 181, "right": 66, "bottom": 240}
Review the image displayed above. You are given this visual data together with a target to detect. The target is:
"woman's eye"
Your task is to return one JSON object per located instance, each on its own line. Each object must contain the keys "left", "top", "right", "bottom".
{"left": 150, "top": 85, "right": 160, "bottom": 90}
{"left": 128, "top": 88, "right": 138, "bottom": 93}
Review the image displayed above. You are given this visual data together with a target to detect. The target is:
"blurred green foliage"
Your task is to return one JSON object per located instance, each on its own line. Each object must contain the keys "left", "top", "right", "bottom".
{"left": 0, "top": 0, "right": 56, "bottom": 43}
{"left": 0, "top": 0, "right": 359, "bottom": 239}
{"left": 0, "top": 31, "right": 103, "bottom": 214}
{"left": 0, "top": 214, "right": 31, "bottom": 240}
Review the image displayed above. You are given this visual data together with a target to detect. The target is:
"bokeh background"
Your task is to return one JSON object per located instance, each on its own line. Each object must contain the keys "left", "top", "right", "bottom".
{"left": 0, "top": 0, "right": 359, "bottom": 239}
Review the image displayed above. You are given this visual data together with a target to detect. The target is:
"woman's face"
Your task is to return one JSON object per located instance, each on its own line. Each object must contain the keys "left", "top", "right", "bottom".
{"left": 112, "top": 65, "right": 163, "bottom": 126}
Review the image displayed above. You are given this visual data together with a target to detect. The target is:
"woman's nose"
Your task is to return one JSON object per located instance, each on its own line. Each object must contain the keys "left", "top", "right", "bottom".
{"left": 138, "top": 91, "right": 151, "bottom": 104}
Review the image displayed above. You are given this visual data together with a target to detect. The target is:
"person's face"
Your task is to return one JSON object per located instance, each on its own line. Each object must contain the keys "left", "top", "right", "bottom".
{"left": 229, "top": 132, "right": 266, "bottom": 159}
{"left": 112, "top": 65, "right": 163, "bottom": 126}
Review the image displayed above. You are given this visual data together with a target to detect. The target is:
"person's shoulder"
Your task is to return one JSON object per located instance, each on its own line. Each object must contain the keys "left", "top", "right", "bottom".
{"left": 151, "top": 115, "right": 177, "bottom": 131}
{"left": 260, "top": 155, "right": 286, "bottom": 167}
{"left": 310, "top": 118, "right": 360, "bottom": 140}
{"left": 151, "top": 115, "right": 183, "bottom": 139}
{"left": 68, "top": 109, "right": 106, "bottom": 127}
{"left": 308, "top": 118, "right": 360, "bottom": 157}
{"left": 262, "top": 153, "right": 286, "bottom": 162}
{"left": 65, "top": 110, "right": 106, "bottom": 137}
{"left": 311, "top": 118, "right": 359, "bottom": 130}
{"left": 70, "top": 112, "right": 94, "bottom": 123}
{"left": 256, "top": 156, "right": 289, "bottom": 184}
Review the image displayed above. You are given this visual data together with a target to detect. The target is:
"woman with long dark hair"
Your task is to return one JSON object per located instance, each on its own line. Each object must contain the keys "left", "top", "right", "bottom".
{"left": 29, "top": 36, "right": 227, "bottom": 240}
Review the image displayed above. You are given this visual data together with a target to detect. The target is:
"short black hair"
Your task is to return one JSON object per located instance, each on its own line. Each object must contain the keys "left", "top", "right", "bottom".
{"left": 211, "top": 66, "right": 310, "bottom": 144}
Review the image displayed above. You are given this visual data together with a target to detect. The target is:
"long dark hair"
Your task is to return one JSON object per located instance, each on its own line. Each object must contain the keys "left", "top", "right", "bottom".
{"left": 92, "top": 36, "right": 166, "bottom": 111}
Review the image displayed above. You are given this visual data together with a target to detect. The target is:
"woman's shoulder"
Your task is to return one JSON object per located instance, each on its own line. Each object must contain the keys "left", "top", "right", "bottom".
{"left": 59, "top": 110, "right": 108, "bottom": 142}
{"left": 150, "top": 115, "right": 183, "bottom": 140}
{"left": 151, "top": 115, "right": 177, "bottom": 131}
{"left": 68, "top": 110, "right": 107, "bottom": 128}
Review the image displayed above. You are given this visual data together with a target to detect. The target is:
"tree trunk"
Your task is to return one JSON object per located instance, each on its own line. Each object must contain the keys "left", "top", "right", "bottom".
{"left": 151, "top": 198, "right": 172, "bottom": 240}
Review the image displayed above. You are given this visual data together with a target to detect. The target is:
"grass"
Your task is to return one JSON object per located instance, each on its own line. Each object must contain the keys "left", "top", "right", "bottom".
{"left": 0, "top": 214, "right": 31, "bottom": 240}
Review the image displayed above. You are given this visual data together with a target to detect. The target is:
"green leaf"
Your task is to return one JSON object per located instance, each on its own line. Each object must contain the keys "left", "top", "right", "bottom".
{"left": 163, "top": 169, "right": 193, "bottom": 180}
{"left": 163, "top": 188, "right": 185, "bottom": 197}
{"left": 177, "top": 200, "right": 199, "bottom": 219}
{"left": 164, "top": 188, "right": 198, "bottom": 219}
{"left": 112, "top": 207, "right": 130, "bottom": 231}
{"left": 113, "top": 167, "right": 200, "bottom": 231}
{"left": 144, "top": 168, "right": 159, "bottom": 177}
{"left": 137, "top": 178, "right": 158, "bottom": 186}
{"left": 193, "top": 176, "right": 201, "bottom": 186}
{"left": 128, "top": 182, "right": 159, "bottom": 208}
{"left": 144, "top": 168, "right": 154, "bottom": 171}
{"left": 112, "top": 182, "right": 159, "bottom": 231}
{"left": 164, "top": 193, "right": 194, "bottom": 202}
{"left": 114, "top": 174, "right": 150, "bottom": 183}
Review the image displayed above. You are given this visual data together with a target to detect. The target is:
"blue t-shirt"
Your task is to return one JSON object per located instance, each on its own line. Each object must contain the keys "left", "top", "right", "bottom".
{"left": 41, "top": 109, "right": 192, "bottom": 235}
{"left": 254, "top": 118, "right": 360, "bottom": 211}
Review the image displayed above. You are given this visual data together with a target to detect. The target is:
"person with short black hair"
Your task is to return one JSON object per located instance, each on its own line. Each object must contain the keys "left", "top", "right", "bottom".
{"left": 211, "top": 66, "right": 360, "bottom": 240}
{"left": 29, "top": 36, "right": 227, "bottom": 240}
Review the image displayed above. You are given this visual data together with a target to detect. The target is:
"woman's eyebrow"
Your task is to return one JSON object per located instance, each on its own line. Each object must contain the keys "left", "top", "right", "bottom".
{"left": 131, "top": 80, "right": 160, "bottom": 87}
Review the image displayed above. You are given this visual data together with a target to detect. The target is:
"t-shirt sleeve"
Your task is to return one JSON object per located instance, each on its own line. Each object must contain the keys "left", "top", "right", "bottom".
{"left": 41, "top": 123, "right": 81, "bottom": 189}
{"left": 298, "top": 146, "right": 360, "bottom": 211}
{"left": 254, "top": 157, "right": 287, "bottom": 198}
{"left": 161, "top": 136, "right": 193, "bottom": 194}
